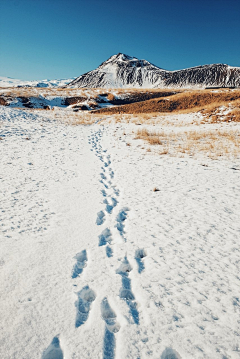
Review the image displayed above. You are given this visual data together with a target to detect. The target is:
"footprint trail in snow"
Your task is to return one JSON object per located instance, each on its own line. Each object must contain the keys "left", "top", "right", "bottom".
{"left": 88, "top": 127, "right": 143, "bottom": 357}
{"left": 90, "top": 128, "right": 122, "bottom": 259}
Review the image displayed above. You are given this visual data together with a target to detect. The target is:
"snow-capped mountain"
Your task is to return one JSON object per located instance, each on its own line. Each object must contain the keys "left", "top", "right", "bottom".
{"left": 68, "top": 53, "right": 240, "bottom": 89}
{"left": 68, "top": 54, "right": 163, "bottom": 88}
{"left": 0, "top": 76, "right": 75, "bottom": 88}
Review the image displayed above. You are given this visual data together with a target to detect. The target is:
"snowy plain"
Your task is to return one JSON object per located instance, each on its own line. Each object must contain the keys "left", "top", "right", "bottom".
{"left": 0, "top": 106, "right": 240, "bottom": 359}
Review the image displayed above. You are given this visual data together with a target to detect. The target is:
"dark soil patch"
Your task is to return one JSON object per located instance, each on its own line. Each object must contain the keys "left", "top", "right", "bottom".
{"left": 0, "top": 97, "right": 8, "bottom": 106}
{"left": 64, "top": 97, "right": 87, "bottom": 106}
{"left": 108, "top": 91, "right": 178, "bottom": 106}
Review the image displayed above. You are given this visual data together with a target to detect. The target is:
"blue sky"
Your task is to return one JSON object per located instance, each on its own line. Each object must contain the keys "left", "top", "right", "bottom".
{"left": 0, "top": 0, "right": 239, "bottom": 80}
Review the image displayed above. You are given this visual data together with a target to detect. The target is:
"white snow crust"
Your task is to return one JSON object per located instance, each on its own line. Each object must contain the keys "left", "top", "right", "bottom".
{"left": 0, "top": 107, "right": 240, "bottom": 359}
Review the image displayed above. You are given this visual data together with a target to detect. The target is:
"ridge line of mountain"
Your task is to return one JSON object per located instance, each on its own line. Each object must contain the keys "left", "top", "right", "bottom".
{"left": 67, "top": 53, "right": 240, "bottom": 89}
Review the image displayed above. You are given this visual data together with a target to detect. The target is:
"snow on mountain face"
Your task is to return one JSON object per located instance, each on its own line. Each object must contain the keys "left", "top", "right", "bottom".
{"left": 68, "top": 53, "right": 164, "bottom": 88}
{"left": 0, "top": 76, "right": 75, "bottom": 88}
{"left": 68, "top": 53, "right": 240, "bottom": 89}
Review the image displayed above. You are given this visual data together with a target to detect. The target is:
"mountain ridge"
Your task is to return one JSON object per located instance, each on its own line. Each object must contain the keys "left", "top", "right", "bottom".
{"left": 67, "top": 53, "right": 240, "bottom": 89}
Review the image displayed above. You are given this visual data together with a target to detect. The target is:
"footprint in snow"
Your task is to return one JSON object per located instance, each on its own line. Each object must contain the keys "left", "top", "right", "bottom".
{"left": 99, "top": 228, "right": 113, "bottom": 257}
{"left": 96, "top": 211, "right": 105, "bottom": 225}
{"left": 103, "top": 160, "right": 110, "bottom": 168}
{"left": 161, "top": 348, "right": 182, "bottom": 359}
{"left": 42, "top": 336, "right": 63, "bottom": 359}
{"left": 104, "top": 197, "right": 118, "bottom": 214}
{"left": 115, "top": 208, "right": 129, "bottom": 239}
{"left": 100, "top": 173, "right": 107, "bottom": 180}
{"left": 101, "top": 189, "right": 107, "bottom": 197}
{"left": 100, "top": 179, "right": 109, "bottom": 189}
{"left": 101, "top": 297, "right": 120, "bottom": 359}
{"left": 110, "top": 171, "right": 114, "bottom": 179}
{"left": 111, "top": 197, "right": 118, "bottom": 208}
{"left": 135, "top": 249, "right": 147, "bottom": 274}
{"left": 117, "top": 257, "right": 139, "bottom": 324}
{"left": 101, "top": 297, "right": 120, "bottom": 333}
{"left": 72, "top": 250, "right": 87, "bottom": 279}
{"left": 113, "top": 187, "right": 120, "bottom": 197}
{"left": 99, "top": 228, "right": 112, "bottom": 246}
{"left": 75, "top": 286, "right": 96, "bottom": 328}
{"left": 106, "top": 245, "right": 113, "bottom": 258}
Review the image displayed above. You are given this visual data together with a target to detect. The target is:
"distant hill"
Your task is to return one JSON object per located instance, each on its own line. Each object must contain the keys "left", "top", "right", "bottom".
{"left": 0, "top": 76, "right": 75, "bottom": 88}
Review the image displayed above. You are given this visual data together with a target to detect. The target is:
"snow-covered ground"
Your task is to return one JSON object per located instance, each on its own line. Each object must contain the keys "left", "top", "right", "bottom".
{"left": 0, "top": 76, "right": 75, "bottom": 88}
{"left": 0, "top": 107, "right": 240, "bottom": 359}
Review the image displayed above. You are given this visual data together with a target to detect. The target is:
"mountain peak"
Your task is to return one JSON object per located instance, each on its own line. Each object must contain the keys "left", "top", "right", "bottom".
{"left": 102, "top": 53, "right": 139, "bottom": 65}
{"left": 115, "top": 53, "right": 137, "bottom": 61}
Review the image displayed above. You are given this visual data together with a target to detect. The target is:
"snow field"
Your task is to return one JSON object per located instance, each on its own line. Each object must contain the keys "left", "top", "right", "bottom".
{"left": 101, "top": 123, "right": 240, "bottom": 358}
{"left": 0, "top": 106, "right": 240, "bottom": 358}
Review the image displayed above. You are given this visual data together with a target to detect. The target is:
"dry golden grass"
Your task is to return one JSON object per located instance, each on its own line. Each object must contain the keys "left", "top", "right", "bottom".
{"left": 97, "top": 112, "right": 160, "bottom": 125}
{"left": 228, "top": 108, "right": 240, "bottom": 122}
{"left": 54, "top": 111, "right": 96, "bottom": 125}
{"left": 94, "top": 89, "right": 240, "bottom": 116}
{"left": 200, "top": 99, "right": 240, "bottom": 124}
{"left": 135, "top": 128, "right": 240, "bottom": 159}
{"left": 107, "top": 93, "right": 115, "bottom": 101}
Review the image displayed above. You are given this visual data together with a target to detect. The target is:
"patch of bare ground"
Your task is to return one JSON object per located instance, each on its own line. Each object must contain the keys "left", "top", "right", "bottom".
{"left": 0, "top": 97, "right": 8, "bottom": 106}
{"left": 64, "top": 96, "right": 87, "bottom": 106}
{"left": 135, "top": 128, "right": 240, "bottom": 159}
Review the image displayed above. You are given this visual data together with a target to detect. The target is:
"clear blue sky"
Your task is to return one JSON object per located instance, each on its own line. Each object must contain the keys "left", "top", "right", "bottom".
{"left": 0, "top": 0, "right": 239, "bottom": 80}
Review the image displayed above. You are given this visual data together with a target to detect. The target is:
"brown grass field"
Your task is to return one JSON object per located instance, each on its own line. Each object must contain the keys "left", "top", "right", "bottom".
{"left": 94, "top": 89, "right": 240, "bottom": 117}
